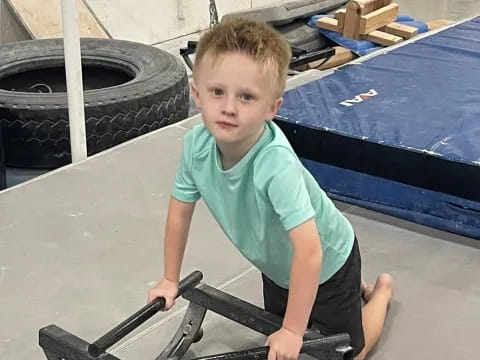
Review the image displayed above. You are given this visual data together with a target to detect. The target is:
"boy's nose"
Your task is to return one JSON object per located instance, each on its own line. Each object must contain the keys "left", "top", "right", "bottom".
{"left": 221, "top": 96, "right": 237, "bottom": 117}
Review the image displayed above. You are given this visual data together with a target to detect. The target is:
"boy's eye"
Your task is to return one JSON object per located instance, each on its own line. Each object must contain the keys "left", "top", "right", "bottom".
{"left": 211, "top": 88, "right": 223, "bottom": 96}
{"left": 241, "top": 93, "right": 254, "bottom": 101}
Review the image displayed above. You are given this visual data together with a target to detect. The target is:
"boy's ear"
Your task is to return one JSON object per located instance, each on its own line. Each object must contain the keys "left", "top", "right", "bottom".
{"left": 191, "top": 81, "right": 201, "bottom": 109}
{"left": 266, "top": 97, "right": 283, "bottom": 120}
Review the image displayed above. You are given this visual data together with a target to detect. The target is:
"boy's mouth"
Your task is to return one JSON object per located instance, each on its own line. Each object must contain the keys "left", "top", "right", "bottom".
{"left": 216, "top": 121, "right": 238, "bottom": 129}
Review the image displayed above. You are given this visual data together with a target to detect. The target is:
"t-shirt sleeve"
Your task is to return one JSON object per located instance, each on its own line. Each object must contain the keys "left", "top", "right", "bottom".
{"left": 171, "top": 130, "right": 201, "bottom": 203}
{"left": 255, "top": 146, "right": 315, "bottom": 231}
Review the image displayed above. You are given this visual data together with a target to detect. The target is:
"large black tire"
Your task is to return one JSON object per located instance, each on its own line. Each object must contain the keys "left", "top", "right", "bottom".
{"left": 0, "top": 38, "right": 189, "bottom": 169}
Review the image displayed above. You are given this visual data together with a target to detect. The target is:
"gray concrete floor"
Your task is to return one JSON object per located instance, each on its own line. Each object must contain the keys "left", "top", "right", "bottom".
{"left": 1, "top": 1, "right": 480, "bottom": 360}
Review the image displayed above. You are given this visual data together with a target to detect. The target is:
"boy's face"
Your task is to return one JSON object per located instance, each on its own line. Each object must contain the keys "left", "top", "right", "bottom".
{"left": 191, "top": 52, "right": 282, "bottom": 147}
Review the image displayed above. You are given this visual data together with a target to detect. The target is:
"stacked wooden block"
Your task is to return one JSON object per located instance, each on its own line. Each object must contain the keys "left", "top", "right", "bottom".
{"left": 317, "top": 0, "right": 418, "bottom": 46}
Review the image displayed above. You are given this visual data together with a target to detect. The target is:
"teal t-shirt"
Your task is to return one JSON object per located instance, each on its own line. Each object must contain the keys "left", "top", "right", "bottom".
{"left": 172, "top": 120, "right": 354, "bottom": 288}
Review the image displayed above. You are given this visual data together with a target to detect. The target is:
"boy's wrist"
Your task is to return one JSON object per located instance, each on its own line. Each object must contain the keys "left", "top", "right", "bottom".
{"left": 281, "top": 322, "right": 306, "bottom": 338}
{"left": 164, "top": 277, "right": 179, "bottom": 284}
{"left": 164, "top": 271, "right": 180, "bottom": 284}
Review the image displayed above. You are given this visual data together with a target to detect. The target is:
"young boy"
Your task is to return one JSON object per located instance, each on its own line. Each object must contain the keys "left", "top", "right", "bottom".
{"left": 148, "top": 18, "right": 393, "bottom": 360}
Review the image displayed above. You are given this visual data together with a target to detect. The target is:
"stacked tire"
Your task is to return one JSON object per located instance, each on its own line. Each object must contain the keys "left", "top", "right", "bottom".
{"left": 0, "top": 38, "right": 190, "bottom": 169}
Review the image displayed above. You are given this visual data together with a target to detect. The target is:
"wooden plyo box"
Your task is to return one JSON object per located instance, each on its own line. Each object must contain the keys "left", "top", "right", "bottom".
{"left": 316, "top": 0, "right": 418, "bottom": 47}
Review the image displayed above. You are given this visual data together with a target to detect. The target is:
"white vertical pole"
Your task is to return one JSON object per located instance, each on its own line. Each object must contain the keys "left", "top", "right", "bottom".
{"left": 61, "top": 0, "right": 87, "bottom": 163}
{"left": 177, "top": 0, "right": 185, "bottom": 20}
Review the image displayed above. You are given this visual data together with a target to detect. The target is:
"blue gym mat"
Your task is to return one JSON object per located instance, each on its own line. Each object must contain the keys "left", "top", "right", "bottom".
{"left": 275, "top": 16, "right": 480, "bottom": 238}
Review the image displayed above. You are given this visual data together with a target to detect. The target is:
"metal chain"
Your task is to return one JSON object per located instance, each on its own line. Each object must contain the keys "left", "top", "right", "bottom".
{"left": 209, "top": 0, "right": 219, "bottom": 28}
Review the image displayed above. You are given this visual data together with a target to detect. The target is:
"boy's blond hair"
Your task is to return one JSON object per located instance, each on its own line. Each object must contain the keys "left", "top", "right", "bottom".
{"left": 193, "top": 17, "right": 292, "bottom": 98}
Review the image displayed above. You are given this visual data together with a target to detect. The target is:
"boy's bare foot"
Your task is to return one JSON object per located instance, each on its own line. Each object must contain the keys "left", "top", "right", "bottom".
{"left": 363, "top": 273, "right": 394, "bottom": 303}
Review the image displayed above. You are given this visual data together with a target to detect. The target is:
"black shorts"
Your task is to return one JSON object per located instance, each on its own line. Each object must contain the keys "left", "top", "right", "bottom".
{"left": 262, "top": 237, "right": 365, "bottom": 357}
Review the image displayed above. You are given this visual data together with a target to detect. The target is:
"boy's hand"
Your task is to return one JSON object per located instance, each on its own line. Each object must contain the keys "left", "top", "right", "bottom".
{"left": 266, "top": 327, "right": 303, "bottom": 360}
{"left": 147, "top": 278, "right": 178, "bottom": 310}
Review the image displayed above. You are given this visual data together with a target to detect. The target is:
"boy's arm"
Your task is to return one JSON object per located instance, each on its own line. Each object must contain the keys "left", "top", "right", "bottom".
{"left": 282, "top": 218, "right": 323, "bottom": 336}
{"left": 163, "top": 196, "right": 197, "bottom": 283}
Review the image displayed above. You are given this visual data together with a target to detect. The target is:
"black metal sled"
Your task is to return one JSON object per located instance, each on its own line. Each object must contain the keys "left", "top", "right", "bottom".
{"left": 39, "top": 271, "right": 353, "bottom": 360}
